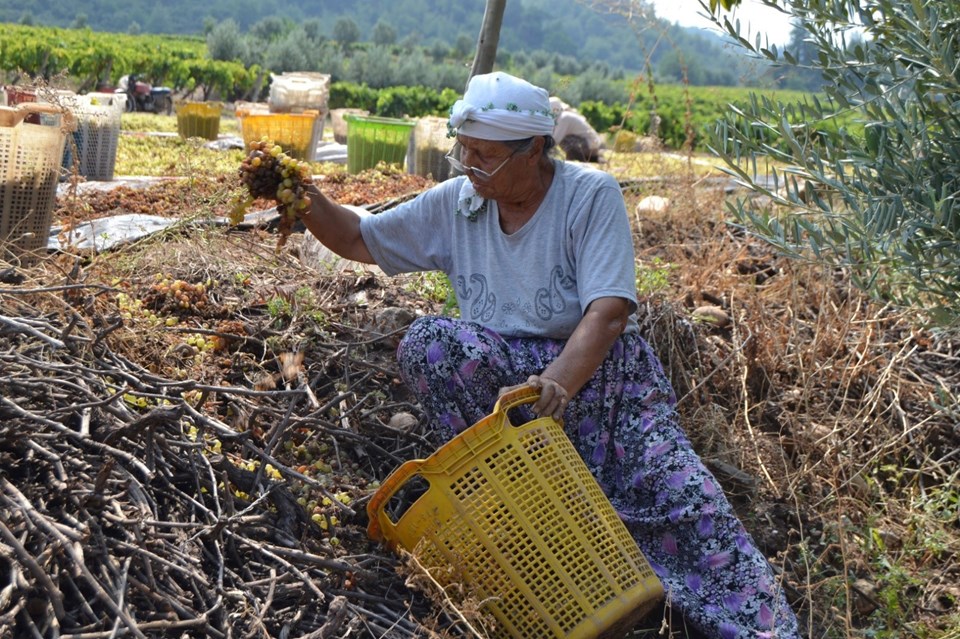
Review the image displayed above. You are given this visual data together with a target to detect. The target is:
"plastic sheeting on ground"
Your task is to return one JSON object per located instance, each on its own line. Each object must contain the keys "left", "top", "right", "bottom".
{"left": 48, "top": 207, "right": 281, "bottom": 252}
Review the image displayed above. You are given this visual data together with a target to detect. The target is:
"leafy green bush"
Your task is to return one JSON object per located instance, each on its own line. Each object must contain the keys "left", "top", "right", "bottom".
{"left": 329, "top": 81, "right": 379, "bottom": 112}
{"left": 374, "top": 85, "right": 458, "bottom": 118}
{"left": 711, "top": 0, "right": 960, "bottom": 324}
{"left": 578, "top": 101, "right": 627, "bottom": 133}
{"left": 580, "top": 86, "right": 817, "bottom": 151}
{"left": 329, "top": 81, "right": 457, "bottom": 118}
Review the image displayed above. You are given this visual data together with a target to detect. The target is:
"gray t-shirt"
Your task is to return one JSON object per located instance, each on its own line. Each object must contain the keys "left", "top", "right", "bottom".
{"left": 359, "top": 160, "right": 639, "bottom": 339}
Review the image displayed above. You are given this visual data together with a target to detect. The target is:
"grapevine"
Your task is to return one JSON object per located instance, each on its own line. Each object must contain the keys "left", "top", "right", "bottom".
{"left": 235, "top": 138, "right": 313, "bottom": 248}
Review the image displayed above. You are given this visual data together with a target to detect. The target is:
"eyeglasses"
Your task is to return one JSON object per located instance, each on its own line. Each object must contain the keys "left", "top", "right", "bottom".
{"left": 445, "top": 146, "right": 516, "bottom": 181}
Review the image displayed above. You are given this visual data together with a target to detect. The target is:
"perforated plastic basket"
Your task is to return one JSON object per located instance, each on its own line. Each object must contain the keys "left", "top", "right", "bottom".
{"left": 176, "top": 101, "right": 223, "bottom": 140}
{"left": 368, "top": 386, "right": 663, "bottom": 639}
{"left": 407, "top": 115, "right": 456, "bottom": 182}
{"left": 3, "top": 86, "right": 39, "bottom": 124}
{"left": 344, "top": 114, "right": 415, "bottom": 174}
{"left": 1, "top": 104, "right": 69, "bottom": 263}
{"left": 237, "top": 110, "right": 321, "bottom": 161}
{"left": 330, "top": 108, "right": 368, "bottom": 145}
{"left": 67, "top": 92, "right": 124, "bottom": 181}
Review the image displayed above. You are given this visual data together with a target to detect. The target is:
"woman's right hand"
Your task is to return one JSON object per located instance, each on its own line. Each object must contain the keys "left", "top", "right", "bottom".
{"left": 296, "top": 184, "right": 319, "bottom": 221}
{"left": 296, "top": 185, "right": 377, "bottom": 265}
{"left": 499, "top": 375, "right": 569, "bottom": 420}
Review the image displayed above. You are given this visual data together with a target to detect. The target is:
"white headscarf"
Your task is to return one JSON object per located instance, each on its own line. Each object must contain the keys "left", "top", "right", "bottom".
{"left": 448, "top": 72, "right": 555, "bottom": 141}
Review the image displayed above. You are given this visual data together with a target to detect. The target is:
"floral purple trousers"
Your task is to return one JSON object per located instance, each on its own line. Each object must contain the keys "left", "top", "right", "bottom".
{"left": 396, "top": 316, "right": 800, "bottom": 639}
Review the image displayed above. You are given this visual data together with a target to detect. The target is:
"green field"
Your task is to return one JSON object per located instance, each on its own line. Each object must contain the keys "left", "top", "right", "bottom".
{"left": 0, "top": 22, "right": 849, "bottom": 153}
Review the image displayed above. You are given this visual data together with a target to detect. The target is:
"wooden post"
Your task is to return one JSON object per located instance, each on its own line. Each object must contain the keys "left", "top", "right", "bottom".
{"left": 468, "top": 0, "right": 506, "bottom": 86}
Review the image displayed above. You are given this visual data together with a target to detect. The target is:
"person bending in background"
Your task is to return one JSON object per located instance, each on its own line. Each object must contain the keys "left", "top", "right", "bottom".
{"left": 297, "top": 71, "right": 800, "bottom": 639}
{"left": 550, "top": 95, "right": 604, "bottom": 162}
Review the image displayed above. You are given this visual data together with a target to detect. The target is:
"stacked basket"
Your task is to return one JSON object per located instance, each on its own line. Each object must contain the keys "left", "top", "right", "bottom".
{"left": 268, "top": 72, "right": 330, "bottom": 115}
{"left": 235, "top": 72, "right": 331, "bottom": 161}
{"left": 406, "top": 115, "right": 457, "bottom": 182}
{"left": 62, "top": 92, "right": 125, "bottom": 181}
{"left": 1, "top": 103, "right": 70, "bottom": 264}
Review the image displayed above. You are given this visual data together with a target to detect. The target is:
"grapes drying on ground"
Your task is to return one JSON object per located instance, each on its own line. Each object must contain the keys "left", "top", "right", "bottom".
{"left": 236, "top": 138, "right": 314, "bottom": 248}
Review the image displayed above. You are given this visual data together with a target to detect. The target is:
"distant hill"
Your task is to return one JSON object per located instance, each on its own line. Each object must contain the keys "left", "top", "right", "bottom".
{"left": 3, "top": 0, "right": 771, "bottom": 86}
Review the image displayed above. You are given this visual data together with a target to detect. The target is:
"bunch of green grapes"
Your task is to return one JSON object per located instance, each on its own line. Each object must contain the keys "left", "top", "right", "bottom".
{"left": 142, "top": 273, "right": 211, "bottom": 316}
{"left": 235, "top": 138, "right": 313, "bottom": 247}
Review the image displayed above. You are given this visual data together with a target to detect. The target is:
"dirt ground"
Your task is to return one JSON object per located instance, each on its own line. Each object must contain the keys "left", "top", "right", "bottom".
{"left": 1, "top": 162, "right": 957, "bottom": 638}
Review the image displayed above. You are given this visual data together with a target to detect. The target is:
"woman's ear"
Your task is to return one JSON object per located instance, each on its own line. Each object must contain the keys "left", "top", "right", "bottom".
{"left": 523, "top": 136, "right": 546, "bottom": 164}
{"left": 532, "top": 136, "right": 546, "bottom": 155}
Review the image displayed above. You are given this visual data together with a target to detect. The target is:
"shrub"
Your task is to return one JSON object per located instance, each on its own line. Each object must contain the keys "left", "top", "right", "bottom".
{"left": 328, "top": 81, "right": 457, "bottom": 119}
{"left": 329, "top": 81, "right": 379, "bottom": 112}
{"left": 710, "top": 0, "right": 960, "bottom": 324}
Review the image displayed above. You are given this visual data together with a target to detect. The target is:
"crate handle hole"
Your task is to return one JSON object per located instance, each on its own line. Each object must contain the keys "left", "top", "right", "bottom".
{"left": 505, "top": 405, "right": 536, "bottom": 428}
{"left": 383, "top": 474, "right": 431, "bottom": 525}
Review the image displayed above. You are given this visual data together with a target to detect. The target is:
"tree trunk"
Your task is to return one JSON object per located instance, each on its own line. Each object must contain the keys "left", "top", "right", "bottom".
{"left": 469, "top": 0, "right": 506, "bottom": 86}
{"left": 451, "top": 0, "right": 507, "bottom": 162}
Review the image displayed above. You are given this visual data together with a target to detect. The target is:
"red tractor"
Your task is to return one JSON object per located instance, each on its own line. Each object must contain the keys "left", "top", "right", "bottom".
{"left": 115, "top": 74, "right": 173, "bottom": 114}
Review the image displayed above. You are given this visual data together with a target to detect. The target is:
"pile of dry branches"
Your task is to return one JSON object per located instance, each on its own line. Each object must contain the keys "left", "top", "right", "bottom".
{"left": 0, "top": 268, "right": 456, "bottom": 638}
{"left": 2, "top": 205, "right": 959, "bottom": 638}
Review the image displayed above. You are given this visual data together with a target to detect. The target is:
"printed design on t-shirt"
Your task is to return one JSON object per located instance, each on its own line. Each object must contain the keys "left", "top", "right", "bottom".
{"left": 501, "top": 297, "right": 533, "bottom": 317}
{"left": 535, "top": 265, "right": 576, "bottom": 321}
{"left": 457, "top": 273, "right": 496, "bottom": 323}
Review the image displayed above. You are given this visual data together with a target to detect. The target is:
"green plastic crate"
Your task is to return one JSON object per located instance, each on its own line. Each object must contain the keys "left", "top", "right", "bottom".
{"left": 345, "top": 114, "right": 415, "bottom": 174}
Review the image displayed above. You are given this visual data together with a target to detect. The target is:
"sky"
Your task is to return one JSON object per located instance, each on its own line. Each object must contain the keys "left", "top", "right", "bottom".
{"left": 649, "top": 0, "right": 796, "bottom": 46}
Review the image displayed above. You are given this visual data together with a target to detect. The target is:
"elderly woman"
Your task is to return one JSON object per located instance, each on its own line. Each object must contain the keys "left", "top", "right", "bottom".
{"left": 298, "top": 72, "right": 799, "bottom": 639}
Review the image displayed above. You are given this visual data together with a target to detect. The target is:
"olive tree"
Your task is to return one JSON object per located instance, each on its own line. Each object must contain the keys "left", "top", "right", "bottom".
{"left": 332, "top": 18, "right": 361, "bottom": 52}
{"left": 263, "top": 30, "right": 310, "bottom": 74}
{"left": 207, "top": 19, "right": 250, "bottom": 65}
{"left": 708, "top": 0, "right": 960, "bottom": 325}
{"left": 371, "top": 20, "right": 397, "bottom": 47}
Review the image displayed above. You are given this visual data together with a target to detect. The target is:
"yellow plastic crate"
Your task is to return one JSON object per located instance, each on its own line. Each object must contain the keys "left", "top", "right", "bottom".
{"left": 0, "top": 103, "right": 69, "bottom": 264}
{"left": 237, "top": 110, "right": 323, "bottom": 161}
{"left": 368, "top": 386, "right": 663, "bottom": 639}
{"left": 176, "top": 101, "right": 223, "bottom": 141}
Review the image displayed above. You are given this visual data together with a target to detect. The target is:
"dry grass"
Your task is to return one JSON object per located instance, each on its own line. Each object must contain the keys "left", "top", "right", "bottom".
{"left": 3, "top": 134, "right": 957, "bottom": 638}
{"left": 614, "top": 151, "right": 959, "bottom": 639}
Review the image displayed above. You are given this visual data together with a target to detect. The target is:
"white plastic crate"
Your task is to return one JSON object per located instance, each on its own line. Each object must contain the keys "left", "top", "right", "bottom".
{"left": 1, "top": 104, "right": 69, "bottom": 263}
{"left": 308, "top": 109, "right": 327, "bottom": 162}
{"left": 235, "top": 101, "right": 270, "bottom": 116}
{"left": 407, "top": 116, "right": 456, "bottom": 182}
{"left": 67, "top": 93, "right": 124, "bottom": 181}
{"left": 268, "top": 72, "right": 331, "bottom": 113}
